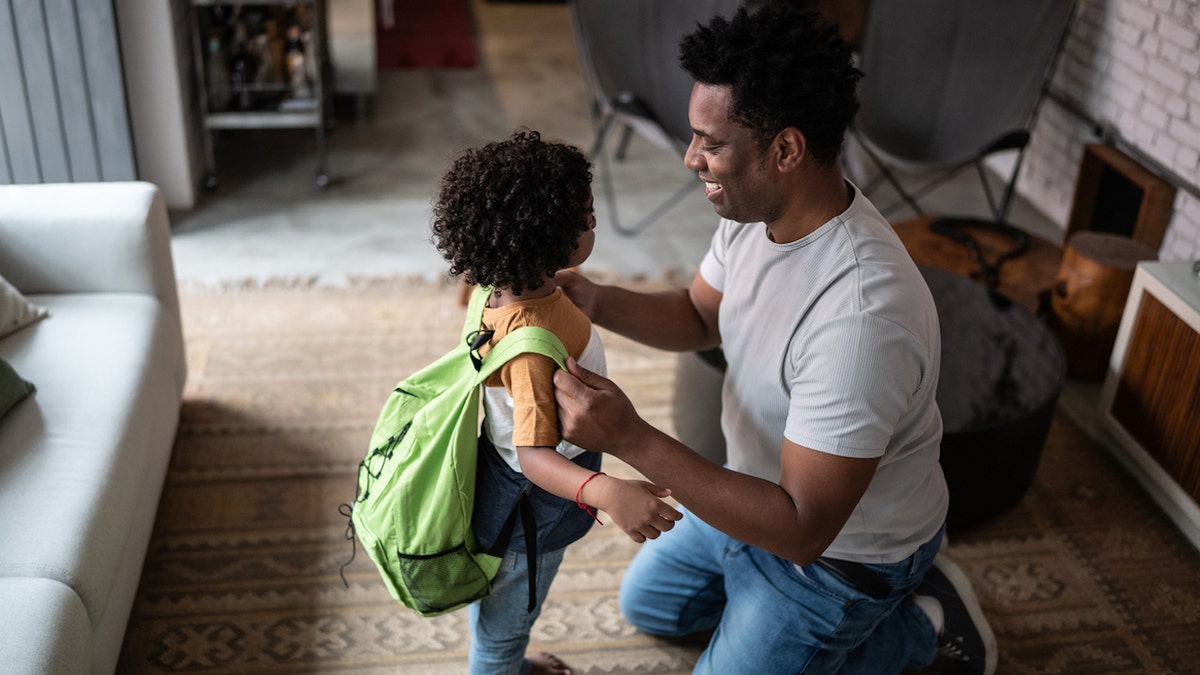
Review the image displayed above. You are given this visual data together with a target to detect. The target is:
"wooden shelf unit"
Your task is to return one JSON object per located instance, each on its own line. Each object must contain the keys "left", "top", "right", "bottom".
{"left": 190, "top": 0, "right": 332, "bottom": 188}
{"left": 1065, "top": 143, "right": 1175, "bottom": 250}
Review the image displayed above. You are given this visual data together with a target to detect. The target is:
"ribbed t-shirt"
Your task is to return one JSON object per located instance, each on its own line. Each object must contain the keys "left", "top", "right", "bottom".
{"left": 697, "top": 182, "right": 948, "bottom": 563}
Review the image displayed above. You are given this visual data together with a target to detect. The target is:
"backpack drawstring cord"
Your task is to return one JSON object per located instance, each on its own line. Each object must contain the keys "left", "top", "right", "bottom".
{"left": 337, "top": 502, "right": 357, "bottom": 589}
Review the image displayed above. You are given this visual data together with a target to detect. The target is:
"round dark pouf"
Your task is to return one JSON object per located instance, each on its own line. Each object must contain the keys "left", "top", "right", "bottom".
{"left": 672, "top": 349, "right": 728, "bottom": 467}
{"left": 921, "top": 266, "right": 1066, "bottom": 532}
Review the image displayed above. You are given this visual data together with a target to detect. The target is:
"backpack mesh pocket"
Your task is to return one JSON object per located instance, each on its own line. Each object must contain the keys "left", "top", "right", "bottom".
{"left": 397, "top": 544, "right": 495, "bottom": 615}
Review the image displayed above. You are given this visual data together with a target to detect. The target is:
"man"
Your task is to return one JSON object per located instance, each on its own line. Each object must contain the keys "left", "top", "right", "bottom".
{"left": 553, "top": 6, "right": 996, "bottom": 674}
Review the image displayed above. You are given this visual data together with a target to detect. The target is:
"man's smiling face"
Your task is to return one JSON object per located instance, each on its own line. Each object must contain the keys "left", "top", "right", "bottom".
{"left": 684, "top": 83, "right": 784, "bottom": 225}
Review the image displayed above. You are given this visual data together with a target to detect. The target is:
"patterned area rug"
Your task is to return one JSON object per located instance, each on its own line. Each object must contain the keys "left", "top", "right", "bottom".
{"left": 117, "top": 282, "right": 1200, "bottom": 673}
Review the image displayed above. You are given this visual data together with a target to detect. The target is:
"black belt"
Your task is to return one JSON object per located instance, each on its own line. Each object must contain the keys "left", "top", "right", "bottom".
{"left": 815, "top": 557, "right": 893, "bottom": 599}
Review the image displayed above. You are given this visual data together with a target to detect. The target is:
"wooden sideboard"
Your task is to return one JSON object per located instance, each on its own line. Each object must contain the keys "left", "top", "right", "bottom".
{"left": 1100, "top": 261, "right": 1200, "bottom": 550}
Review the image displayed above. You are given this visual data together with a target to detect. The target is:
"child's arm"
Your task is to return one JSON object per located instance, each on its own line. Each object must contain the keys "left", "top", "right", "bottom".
{"left": 517, "top": 446, "right": 682, "bottom": 543}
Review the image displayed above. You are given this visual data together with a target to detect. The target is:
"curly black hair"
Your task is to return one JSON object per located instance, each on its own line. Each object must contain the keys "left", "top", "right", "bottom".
{"left": 431, "top": 129, "right": 593, "bottom": 295}
{"left": 679, "top": 5, "right": 862, "bottom": 166}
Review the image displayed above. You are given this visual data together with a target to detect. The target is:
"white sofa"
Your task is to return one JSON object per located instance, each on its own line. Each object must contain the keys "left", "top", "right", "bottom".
{"left": 0, "top": 182, "right": 187, "bottom": 674}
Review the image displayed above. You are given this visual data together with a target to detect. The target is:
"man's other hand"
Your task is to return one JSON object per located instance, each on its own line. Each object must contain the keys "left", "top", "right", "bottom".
{"left": 553, "top": 357, "right": 645, "bottom": 457}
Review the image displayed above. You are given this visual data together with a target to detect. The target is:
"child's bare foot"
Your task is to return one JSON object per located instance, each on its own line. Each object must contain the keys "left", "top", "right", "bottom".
{"left": 528, "top": 651, "right": 573, "bottom": 675}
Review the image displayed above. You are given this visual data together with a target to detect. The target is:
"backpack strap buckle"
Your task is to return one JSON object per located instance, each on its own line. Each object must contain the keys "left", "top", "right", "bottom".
{"left": 466, "top": 329, "right": 496, "bottom": 371}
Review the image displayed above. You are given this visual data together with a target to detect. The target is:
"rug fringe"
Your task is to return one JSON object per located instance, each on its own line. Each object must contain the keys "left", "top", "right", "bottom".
{"left": 176, "top": 267, "right": 697, "bottom": 295}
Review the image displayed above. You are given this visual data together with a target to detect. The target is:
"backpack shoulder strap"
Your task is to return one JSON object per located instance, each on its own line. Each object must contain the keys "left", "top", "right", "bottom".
{"left": 475, "top": 326, "right": 568, "bottom": 383}
{"left": 462, "top": 285, "right": 493, "bottom": 343}
{"left": 459, "top": 285, "right": 570, "bottom": 379}
{"left": 473, "top": 325, "right": 569, "bottom": 615}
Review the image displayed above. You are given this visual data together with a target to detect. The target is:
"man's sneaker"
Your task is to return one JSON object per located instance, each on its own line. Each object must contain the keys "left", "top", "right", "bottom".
{"left": 914, "top": 552, "right": 997, "bottom": 675}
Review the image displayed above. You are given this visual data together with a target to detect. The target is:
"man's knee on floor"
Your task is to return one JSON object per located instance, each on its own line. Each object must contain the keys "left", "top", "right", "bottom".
{"left": 619, "top": 582, "right": 723, "bottom": 638}
{"left": 618, "top": 583, "right": 690, "bottom": 637}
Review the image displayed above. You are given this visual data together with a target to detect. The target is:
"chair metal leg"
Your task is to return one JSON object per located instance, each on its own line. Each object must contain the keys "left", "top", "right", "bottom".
{"left": 590, "top": 112, "right": 624, "bottom": 235}
{"left": 995, "top": 147, "right": 1028, "bottom": 225}
{"left": 851, "top": 129, "right": 926, "bottom": 218}
{"left": 588, "top": 111, "right": 699, "bottom": 237}
{"left": 611, "top": 178, "right": 698, "bottom": 236}
{"left": 589, "top": 112, "right": 621, "bottom": 157}
{"left": 615, "top": 125, "right": 635, "bottom": 161}
{"left": 851, "top": 128, "right": 1034, "bottom": 226}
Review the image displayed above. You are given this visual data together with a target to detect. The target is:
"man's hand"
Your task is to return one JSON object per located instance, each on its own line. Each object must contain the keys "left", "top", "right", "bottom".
{"left": 553, "top": 357, "right": 646, "bottom": 458}
{"left": 554, "top": 269, "right": 599, "bottom": 319}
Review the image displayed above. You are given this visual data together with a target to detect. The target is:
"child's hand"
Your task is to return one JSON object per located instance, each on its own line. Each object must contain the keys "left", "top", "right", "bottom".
{"left": 587, "top": 476, "right": 682, "bottom": 543}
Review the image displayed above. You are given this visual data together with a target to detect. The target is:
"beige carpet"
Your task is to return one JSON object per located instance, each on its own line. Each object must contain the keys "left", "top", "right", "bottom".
{"left": 117, "top": 282, "right": 1200, "bottom": 674}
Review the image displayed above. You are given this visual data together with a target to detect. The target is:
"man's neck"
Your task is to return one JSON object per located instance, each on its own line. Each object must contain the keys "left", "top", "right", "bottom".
{"left": 765, "top": 166, "right": 852, "bottom": 244}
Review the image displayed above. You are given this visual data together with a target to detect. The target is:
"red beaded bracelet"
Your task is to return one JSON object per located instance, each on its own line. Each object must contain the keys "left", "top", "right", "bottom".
{"left": 575, "top": 471, "right": 606, "bottom": 525}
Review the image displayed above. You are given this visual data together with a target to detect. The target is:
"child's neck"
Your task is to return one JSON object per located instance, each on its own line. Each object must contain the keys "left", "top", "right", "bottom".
{"left": 488, "top": 278, "right": 557, "bottom": 308}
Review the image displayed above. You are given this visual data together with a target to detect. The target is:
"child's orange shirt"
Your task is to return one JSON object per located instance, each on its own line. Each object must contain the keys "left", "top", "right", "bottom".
{"left": 479, "top": 288, "right": 592, "bottom": 448}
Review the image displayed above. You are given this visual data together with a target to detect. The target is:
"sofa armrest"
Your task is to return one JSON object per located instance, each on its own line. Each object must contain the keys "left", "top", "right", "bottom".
{"left": 0, "top": 182, "right": 179, "bottom": 316}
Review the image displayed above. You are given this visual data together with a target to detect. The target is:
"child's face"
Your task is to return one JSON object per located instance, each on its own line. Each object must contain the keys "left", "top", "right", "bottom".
{"left": 567, "top": 192, "right": 597, "bottom": 268}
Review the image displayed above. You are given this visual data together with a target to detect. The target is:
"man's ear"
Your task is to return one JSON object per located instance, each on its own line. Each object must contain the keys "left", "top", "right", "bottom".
{"left": 774, "top": 127, "right": 807, "bottom": 171}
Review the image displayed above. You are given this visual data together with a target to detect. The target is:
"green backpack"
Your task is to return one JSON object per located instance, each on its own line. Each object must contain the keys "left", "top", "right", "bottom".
{"left": 348, "top": 285, "right": 568, "bottom": 616}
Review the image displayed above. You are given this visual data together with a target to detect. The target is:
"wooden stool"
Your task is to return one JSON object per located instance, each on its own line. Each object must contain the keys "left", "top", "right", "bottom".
{"left": 1047, "top": 232, "right": 1158, "bottom": 380}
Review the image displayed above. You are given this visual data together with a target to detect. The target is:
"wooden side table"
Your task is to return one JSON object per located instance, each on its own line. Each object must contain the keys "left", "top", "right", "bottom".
{"left": 891, "top": 216, "right": 1063, "bottom": 313}
{"left": 1046, "top": 231, "right": 1158, "bottom": 380}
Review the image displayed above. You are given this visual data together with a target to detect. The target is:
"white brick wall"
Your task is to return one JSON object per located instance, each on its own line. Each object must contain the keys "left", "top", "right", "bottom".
{"left": 1018, "top": 0, "right": 1200, "bottom": 261}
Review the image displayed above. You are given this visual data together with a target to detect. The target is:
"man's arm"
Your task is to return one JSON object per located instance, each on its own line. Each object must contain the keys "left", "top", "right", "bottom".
{"left": 553, "top": 359, "right": 878, "bottom": 565}
{"left": 556, "top": 270, "right": 722, "bottom": 353}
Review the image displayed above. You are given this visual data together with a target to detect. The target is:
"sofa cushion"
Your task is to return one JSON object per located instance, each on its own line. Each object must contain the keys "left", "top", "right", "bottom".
{"left": 0, "top": 577, "right": 92, "bottom": 675}
{"left": 0, "top": 273, "right": 49, "bottom": 339}
{"left": 0, "top": 355, "right": 35, "bottom": 420}
{"left": 0, "top": 292, "right": 185, "bottom": 635}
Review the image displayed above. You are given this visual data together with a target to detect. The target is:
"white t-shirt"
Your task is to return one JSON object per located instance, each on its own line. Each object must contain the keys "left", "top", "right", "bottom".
{"left": 698, "top": 182, "right": 948, "bottom": 563}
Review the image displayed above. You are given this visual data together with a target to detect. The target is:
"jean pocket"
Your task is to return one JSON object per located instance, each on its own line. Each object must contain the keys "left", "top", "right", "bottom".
{"left": 749, "top": 548, "right": 871, "bottom": 607}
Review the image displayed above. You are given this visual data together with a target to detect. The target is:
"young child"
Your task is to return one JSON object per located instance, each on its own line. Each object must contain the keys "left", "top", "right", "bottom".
{"left": 431, "top": 129, "right": 682, "bottom": 675}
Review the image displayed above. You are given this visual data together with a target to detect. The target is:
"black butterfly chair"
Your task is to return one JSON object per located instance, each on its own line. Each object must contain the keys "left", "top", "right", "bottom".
{"left": 568, "top": 0, "right": 743, "bottom": 235}
{"left": 848, "top": 0, "right": 1076, "bottom": 286}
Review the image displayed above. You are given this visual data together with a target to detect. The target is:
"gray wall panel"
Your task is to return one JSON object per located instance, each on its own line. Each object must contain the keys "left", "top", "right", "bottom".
{"left": 46, "top": 0, "right": 101, "bottom": 181}
{"left": 13, "top": 0, "right": 71, "bottom": 182}
{"left": 0, "top": 115, "right": 10, "bottom": 183}
{"left": 0, "top": 2, "right": 40, "bottom": 182}
{"left": 0, "top": 130, "right": 9, "bottom": 182}
{"left": 78, "top": 0, "right": 135, "bottom": 180}
{"left": 0, "top": 0, "right": 134, "bottom": 185}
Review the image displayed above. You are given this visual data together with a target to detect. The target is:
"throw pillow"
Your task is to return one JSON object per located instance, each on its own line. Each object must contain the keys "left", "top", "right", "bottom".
{"left": 0, "top": 355, "right": 35, "bottom": 420}
{"left": 1, "top": 273, "right": 49, "bottom": 339}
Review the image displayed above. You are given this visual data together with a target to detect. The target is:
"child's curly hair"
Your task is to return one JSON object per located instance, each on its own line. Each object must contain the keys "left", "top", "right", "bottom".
{"left": 679, "top": 6, "right": 862, "bottom": 166}
{"left": 431, "top": 129, "right": 593, "bottom": 295}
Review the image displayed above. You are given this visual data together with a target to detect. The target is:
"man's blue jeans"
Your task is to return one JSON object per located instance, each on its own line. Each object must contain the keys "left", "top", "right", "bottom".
{"left": 468, "top": 547, "right": 566, "bottom": 675}
{"left": 619, "top": 506, "right": 943, "bottom": 674}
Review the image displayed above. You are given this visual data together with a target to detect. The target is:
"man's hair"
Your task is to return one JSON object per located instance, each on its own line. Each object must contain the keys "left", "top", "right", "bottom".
{"left": 431, "top": 129, "right": 593, "bottom": 295}
{"left": 678, "top": 5, "right": 862, "bottom": 166}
